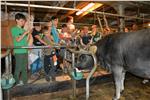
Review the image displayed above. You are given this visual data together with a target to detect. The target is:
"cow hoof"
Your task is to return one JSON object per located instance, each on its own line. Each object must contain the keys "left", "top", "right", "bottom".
{"left": 120, "top": 90, "right": 124, "bottom": 94}
{"left": 45, "top": 76, "right": 50, "bottom": 82}
{"left": 112, "top": 97, "right": 119, "bottom": 100}
{"left": 142, "top": 79, "right": 149, "bottom": 84}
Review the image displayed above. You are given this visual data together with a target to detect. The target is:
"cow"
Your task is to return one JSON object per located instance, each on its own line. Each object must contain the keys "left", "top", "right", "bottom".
{"left": 77, "top": 29, "right": 150, "bottom": 100}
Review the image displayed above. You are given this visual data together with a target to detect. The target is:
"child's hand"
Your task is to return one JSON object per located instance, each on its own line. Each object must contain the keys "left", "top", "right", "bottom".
{"left": 24, "top": 29, "right": 33, "bottom": 35}
{"left": 16, "top": 37, "right": 20, "bottom": 42}
{"left": 28, "top": 34, "right": 33, "bottom": 46}
{"left": 24, "top": 31, "right": 29, "bottom": 35}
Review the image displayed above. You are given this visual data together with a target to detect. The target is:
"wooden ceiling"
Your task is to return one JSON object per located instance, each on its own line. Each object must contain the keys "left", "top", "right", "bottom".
{"left": 1, "top": 1, "right": 150, "bottom": 28}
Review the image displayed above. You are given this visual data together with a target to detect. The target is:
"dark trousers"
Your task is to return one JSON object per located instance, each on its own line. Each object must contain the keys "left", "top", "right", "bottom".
{"left": 44, "top": 55, "right": 56, "bottom": 78}
{"left": 14, "top": 53, "right": 28, "bottom": 84}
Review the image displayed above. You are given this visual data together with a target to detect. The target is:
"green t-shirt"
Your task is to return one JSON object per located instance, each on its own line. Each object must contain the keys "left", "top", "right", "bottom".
{"left": 93, "top": 32, "right": 101, "bottom": 43}
{"left": 11, "top": 26, "right": 28, "bottom": 54}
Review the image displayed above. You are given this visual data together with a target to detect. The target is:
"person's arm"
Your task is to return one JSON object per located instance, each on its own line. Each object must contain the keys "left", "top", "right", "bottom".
{"left": 45, "top": 34, "right": 53, "bottom": 41}
{"left": 34, "top": 35, "right": 47, "bottom": 45}
{"left": 27, "top": 34, "right": 33, "bottom": 46}
{"left": 87, "top": 35, "right": 93, "bottom": 45}
{"left": 89, "top": 36, "right": 93, "bottom": 44}
{"left": 80, "top": 38, "right": 86, "bottom": 46}
{"left": 16, "top": 31, "right": 28, "bottom": 42}
{"left": 11, "top": 28, "right": 29, "bottom": 42}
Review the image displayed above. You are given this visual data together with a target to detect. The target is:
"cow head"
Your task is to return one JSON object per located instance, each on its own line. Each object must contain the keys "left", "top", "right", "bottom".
{"left": 75, "top": 46, "right": 97, "bottom": 70}
{"left": 76, "top": 36, "right": 112, "bottom": 71}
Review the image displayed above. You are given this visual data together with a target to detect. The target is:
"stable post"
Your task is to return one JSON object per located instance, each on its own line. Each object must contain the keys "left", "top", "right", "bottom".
{"left": 71, "top": 53, "right": 76, "bottom": 98}
{"left": 118, "top": 4, "right": 125, "bottom": 32}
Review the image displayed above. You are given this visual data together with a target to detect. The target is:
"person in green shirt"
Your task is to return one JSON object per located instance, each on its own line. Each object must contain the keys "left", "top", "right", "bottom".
{"left": 11, "top": 13, "right": 33, "bottom": 85}
{"left": 91, "top": 25, "right": 101, "bottom": 43}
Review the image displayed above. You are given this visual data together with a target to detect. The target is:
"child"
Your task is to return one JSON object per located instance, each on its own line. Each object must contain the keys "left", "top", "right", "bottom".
{"left": 32, "top": 20, "right": 47, "bottom": 58}
{"left": 32, "top": 19, "right": 47, "bottom": 46}
{"left": 59, "top": 24, "right": 71, "bottom": 45}
{"left": 30, "top": 20, "right": 47, "bottom": 77}
{"left": 42, "top": 26, "right": 57, "bottom": 81}
{"left": 11, "top": 13, "right": 33, "bottom": 85}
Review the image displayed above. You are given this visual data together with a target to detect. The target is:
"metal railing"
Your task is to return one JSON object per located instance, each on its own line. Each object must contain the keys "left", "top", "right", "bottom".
{"left": 1, "top": 2, "right": 150, "bottom": 21}
{"left": 67, "top": 48, "right": 97, "bottom": 100}
{"left": 2, "top": 45, "right": 98, "bottom": 100}
{"left": 1, "top": 49, "right": 12, "bottom": 100}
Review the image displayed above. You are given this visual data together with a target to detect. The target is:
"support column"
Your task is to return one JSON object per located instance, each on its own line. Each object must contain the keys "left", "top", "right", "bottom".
{"left": 118, "top": 4, "right": 125, "bottom": 32}
{"left": 71, "top": 53, "right": 76, "bottom": 98}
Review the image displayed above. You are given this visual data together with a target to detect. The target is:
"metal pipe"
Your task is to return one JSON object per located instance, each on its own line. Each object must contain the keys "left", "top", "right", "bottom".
{"left": 97, "top": 16, "right": 104, "bottom": 32}
{"left": 118, "top": 4, "right": 125, "bottom": 32}
{"left": 86, "top": 54, "right": 97, "bottom": 100}
{"left": 71, "top": 53, "right": 76, "bottom": 98}
{"left": 1, "top": 45, "right": 77, "bottom": 49}
{"left": 1, "top": 2, "right": 77, "bottom": 11}
{"left": 1, "top": 2, "right": 150, "bottom": 21}
{"left": 28, "top": 1, "right": 30, "bottom": 19}
{"left": 66, "top": 48, "right": 98, "bottom": 100}
{"left": 3, "top": 90, "right": 11, "bottom": 100}
{"left": 3, "top": 54, "right": 11, "bottom": 100}
{"left": 5, "top": 54, "right": 9, "bottom": 75}
{"left": 103, "top": 14, "right": 109, "bottom": 28}
{"left": 67, "top": 48, "right": 93, "bottom": 55}
{"left": 8, "top": 53, "right": 12, "bottom": 74}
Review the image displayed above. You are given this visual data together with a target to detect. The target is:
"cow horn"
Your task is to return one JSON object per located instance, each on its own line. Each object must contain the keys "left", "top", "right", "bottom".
{"left": 89, "top": 46, "right": 97, "bottom": 54}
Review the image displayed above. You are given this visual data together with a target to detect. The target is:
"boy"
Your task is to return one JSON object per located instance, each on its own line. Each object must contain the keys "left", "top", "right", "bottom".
{"left": 42, "top": 26, "right": 57, "bottom": 81}
{"left": 32, "top": 19, "right": 47, "bottom": 46}
{"left": 31, "top": 19, "right": 47, "bottom": 67}
{"left": 80, "top": 26, "right": 92, "bottom": 48}
{"left": 59, "top": 24, "right": 71, "bottom": 45}
{"left": 50, "top": 16, "right": 62, "bottom": 72}
{"left": 11, "top": 13, "right": 33, "bottom": 85}
{"left": 91, "top": 25, "right": 101, "bottom": 43}
{"left": 51, "top": 16, "right": 60, "bottom": 44}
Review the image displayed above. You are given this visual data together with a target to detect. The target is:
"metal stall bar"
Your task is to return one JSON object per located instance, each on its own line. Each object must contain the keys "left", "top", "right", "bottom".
{"left": 1, "top": 45, "right": 77, "bottom": 49}
{"left": 86, "top": 54, "right": 97, "bottom": 100}
{"left": 1, "top": 2, "right": 150, "bottom": 21}
{"left": 118, "top": 4, "right": 125, "bottom": 32}
{"left": 1, "top": 49, "right": 12, "bottom": 100}
{"left": 67, "top": 48, "right": 97, "bottom": 100}
{"left": 71, "top": 53, "right": 76, "bottom": 98}
{"left": 5, "top": 55, "right": 11, "bottom": 100}
{"left": 8, "top": 52, "right": 12, "bottom": 76}
{"left": 2, "top": 45, "right": 97, "bottom": 100}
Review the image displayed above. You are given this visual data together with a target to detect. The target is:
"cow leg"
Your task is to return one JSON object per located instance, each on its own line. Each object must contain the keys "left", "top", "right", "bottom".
{"left": 121, "top": 71, "right": 126, "bottom": 92}
{"left": 112, "top": 66, "right": 123, "bottom": 100}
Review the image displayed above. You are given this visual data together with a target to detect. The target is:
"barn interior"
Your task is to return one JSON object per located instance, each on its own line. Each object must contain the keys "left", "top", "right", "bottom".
{"left": 1, "top": 1, "right": 150, "bottom": 100}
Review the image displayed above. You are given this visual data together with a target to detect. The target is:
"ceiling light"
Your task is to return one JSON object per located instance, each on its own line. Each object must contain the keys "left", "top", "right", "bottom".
{"left": 80, "top": 3, "right": 103, "bottom": 17}
{"left": 76, "top": 3, "right": 95, "bottom": 16}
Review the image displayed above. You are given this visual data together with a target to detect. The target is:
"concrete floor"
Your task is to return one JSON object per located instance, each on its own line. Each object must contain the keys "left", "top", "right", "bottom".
{"left": 12, "top": 74, "right": 150, "bottom": 100}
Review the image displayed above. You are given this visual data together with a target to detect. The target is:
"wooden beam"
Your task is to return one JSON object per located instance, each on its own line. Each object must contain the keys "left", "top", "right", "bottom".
{"left": 43, "top": 1, "right": 69, "bottom": 21}
{"left": 60, "top": 1, "right": 90, "bottom": 21}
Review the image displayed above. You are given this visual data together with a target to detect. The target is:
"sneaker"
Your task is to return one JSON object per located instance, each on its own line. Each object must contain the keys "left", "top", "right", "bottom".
{"left": 45, "top": 75, "right": 56, "bottom": 82}
{"left": 16, "top": 80, "right": 24, "bottom": 86}
{"left": 45, "top": 75, "right": 50, "bottom": 82}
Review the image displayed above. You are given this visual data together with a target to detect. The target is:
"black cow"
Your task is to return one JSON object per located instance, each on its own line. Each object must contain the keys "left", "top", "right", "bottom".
{"left": 77, "top": 29, "right": 150, "bottom": 100}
